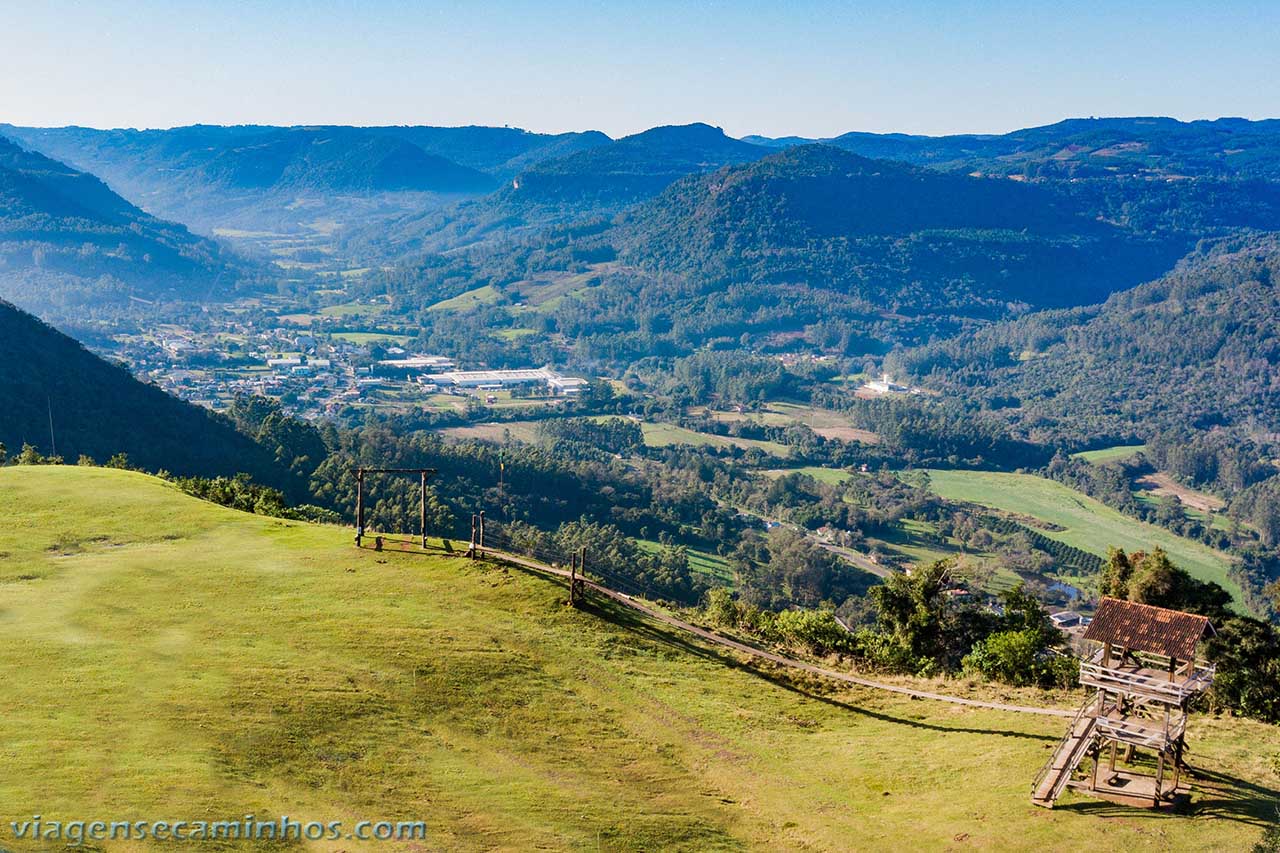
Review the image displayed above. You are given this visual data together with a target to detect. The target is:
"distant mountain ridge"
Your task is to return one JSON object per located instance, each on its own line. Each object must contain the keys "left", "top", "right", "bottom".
{"left": 365, "top": 123, "right": 770, "bottom": 255}
{"left": 0, "top": 136, "right": 240, "bottom": 314}
{"left": 746, "top": 116, "right": 1280, "bottom": 179}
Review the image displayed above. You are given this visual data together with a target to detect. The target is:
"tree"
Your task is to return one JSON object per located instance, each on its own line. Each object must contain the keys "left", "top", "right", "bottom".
{"left": 16, "top": 443, "right": 45, "bottom": 465}
{"left": 1099, "top": 547, "right": 1133, "bottom": 598}
{"left": 869, "top": 559, "right": 953, "bottom": 664}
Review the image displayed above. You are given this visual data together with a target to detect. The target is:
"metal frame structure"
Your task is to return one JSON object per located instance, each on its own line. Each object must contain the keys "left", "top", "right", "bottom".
{"left": 353, "top": 467, "right": 438, "bottom": 548}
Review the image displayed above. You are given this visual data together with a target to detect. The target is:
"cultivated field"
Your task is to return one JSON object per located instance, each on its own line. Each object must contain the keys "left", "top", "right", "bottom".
{"left": 921, "top": 469, "right": 1243, "bottom": 603}
{"left": 0, "top": 467, "right": 1274, "bottom": 851}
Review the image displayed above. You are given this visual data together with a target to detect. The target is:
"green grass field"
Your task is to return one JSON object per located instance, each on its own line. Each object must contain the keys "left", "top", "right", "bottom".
{"left": 428, "top": 284, "right": 501, "bottom": 312}
{"left": 641, "top": 422, "right": 791, "bottom": 457}
{"left": 921, "top": 469, "right": 1243, "bottom": 603}
{"left": 0, "top": 466, "right": 1275, "bottom": 851}
{"left": 329, "top": 331, "right": 414, "bottom": 345}
{"left": 1071, "top": 444, "right": 1147, "bottom": 463}
{"left": 637, "top": 539, "right": 735, "bottom": 586}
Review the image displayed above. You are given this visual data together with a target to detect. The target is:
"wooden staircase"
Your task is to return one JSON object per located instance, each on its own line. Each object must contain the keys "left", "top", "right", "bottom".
{"left": 1032, "top": 696, "right": 1100, "bottom": 807}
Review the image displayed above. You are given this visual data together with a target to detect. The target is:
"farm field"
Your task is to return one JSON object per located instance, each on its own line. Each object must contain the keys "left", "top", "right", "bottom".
{"left": 641, "top": 422, "right": 791, "bottom": 457}
{"left": 920, "top": 469, "right": 1243, "bottom": 604}
{"left": 330, "top": 330, "right": 414, "bottom": 345}
{"left": 704, "top": 402, "right": 878, "bottom": 444}
{"left": 438, "top": 419, "right": 545, "bottom": 444}
{"left": 637, "top": 538, "right": 735, "bottom": 586}
{"left": 762, "top": 465, "right": 854, "bottom": 485}
{"left": 0, "top": 466, "right": 1276, "bottom": 851}
{"left": 1071, "top": 444, "right": 1147, "bottom": 463}
{"left": 428, "top": 284, "right": 501, "bottom": 312}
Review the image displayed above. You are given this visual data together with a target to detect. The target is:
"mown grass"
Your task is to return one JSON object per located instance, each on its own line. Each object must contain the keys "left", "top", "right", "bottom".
{"left": 1071, "top": 444, "right": 1147, "bottom": 463}
{"left": 428, "top": 284, "right": 501, "bottom": 312}
{"left": 640, "top": 422, "right": 791, "bottom": 457}
{"left": 0, "top": 467, "right": 1275, "bottom": 851}
{"left": 921, "top": 469, "right": 1243, "bottom": 603}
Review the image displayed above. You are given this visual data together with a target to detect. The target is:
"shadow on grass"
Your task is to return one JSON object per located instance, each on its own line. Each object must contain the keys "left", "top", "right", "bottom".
{"left": 1055, "top": 764, "right": 1280, "bottom": 828}
{"left": 552, "top": 576, "right": 1062, "bottom": 744}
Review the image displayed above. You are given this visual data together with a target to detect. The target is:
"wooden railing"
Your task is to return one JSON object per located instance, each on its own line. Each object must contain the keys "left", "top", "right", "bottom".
{"left": 1078, "top": 654, "right": 1214, "bottom": 703}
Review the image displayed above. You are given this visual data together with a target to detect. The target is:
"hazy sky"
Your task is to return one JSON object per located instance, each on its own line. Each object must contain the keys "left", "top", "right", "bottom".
{"left": 3, "top": 0, "right": 1278, "bottom": 139}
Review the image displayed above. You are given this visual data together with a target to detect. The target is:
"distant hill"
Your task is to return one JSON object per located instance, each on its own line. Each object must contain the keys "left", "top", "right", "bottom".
{"left": 0, "top": 124, "right": 502, "bottom": 262}
{"left": 379, "top": 144, "right": 1278, "bottom": 362}
{"left": 0, "top": 298, "right": 287, "bottom": 483}
{"left": 748, "top": 117, "right": 1280, "bottom": 179}
{"left": 891, "top": 235, "right": 1280, "bottom": 442}
{"left": 366, "top": 123, "right": 770, "bottom": 255}
{"left": 602, "top": 145, "right": 1187, "bottom": 323}
{"left": 360, "top": 125, "right": 612, "bottom": 178}
{"left": 0, "top": 136, "right": 240, "bottom": 314}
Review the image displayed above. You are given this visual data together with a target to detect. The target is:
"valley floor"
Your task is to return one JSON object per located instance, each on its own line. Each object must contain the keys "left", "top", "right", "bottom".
{"left": 0, "top": 467, "right": 1275, "bottom": 851}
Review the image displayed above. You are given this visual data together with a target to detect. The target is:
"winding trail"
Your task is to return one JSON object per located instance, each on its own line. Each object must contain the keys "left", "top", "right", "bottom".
{"left": 485, "top": 547, "right": 1076, "bottom": 719}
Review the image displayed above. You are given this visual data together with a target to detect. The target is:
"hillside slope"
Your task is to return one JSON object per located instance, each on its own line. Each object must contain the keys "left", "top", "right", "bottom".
{"left": 0, "top": 136, "right": 240, "bottom": 313}
{"left": 0, "top": 465, "right": 1273, "bottom": 851}
{"left": 0, "top": 300, "right": 283, "bottom": 483}
{"left": 893, "top": 236, "right": 1280, "bottom": 442}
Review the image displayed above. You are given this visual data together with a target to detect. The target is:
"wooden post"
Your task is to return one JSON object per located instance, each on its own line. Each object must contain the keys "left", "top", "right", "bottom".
{"left": 355, "top": 469, "right": 365, "bottom": 547}
{"left": 420, "top": 471, "right": 428, "bottom": 548}
{"left": 569, "top": 550, "right": 579, "bottom": 607}
{"left": 468, "top": 514, "right": 477, "bottom": 559}
{"left": 478, "top": 511, "right": 486, "bottom": 558}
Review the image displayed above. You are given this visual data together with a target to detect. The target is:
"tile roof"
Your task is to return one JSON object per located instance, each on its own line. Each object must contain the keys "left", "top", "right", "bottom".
{"left": 1082, "top": 598, "right": 1214, "bottom": 660}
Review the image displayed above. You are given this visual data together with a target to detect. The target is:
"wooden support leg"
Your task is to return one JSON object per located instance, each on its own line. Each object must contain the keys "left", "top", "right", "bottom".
{"left": 478, "top": 511, "right": 486, "bottom": 559}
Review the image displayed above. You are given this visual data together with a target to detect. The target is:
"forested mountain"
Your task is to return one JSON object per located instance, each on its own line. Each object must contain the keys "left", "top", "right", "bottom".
{"left": 359, "top": 124, "right": 769, "bottom": 255}
{"left": 891, "top": 236, "right": 1280, "bottom": 444}
{"left": 377, "top": 144, "right": 1276, "bottom": 363}
{"left": 0, "top": 124, "right": 499, "bottom": 242}
{"left": 614, "top": 144, "right": 1186, "bottom": 309}
{"left": 0, "top": 136, "right": 241, "bottom": 315}
{"left": 748, "top": 117, "right": 1280, "bottom": 179}
{"left": 0, "top": 299, "right": 287, "bottom": 484}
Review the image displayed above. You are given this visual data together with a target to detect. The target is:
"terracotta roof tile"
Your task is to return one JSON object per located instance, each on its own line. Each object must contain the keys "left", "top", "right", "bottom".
{"left": 1082, "top": 598, "right": 1214, "bottom": 660}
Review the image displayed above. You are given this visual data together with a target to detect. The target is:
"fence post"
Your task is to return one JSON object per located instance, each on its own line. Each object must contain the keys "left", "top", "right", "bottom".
{"left": 467, "top": 514, "right": 477, "bottom": 559}
{"left": 420, "top": 471, "right": 428, "bottom": 549}
{"left": 569, "top": 550, "right": 579, "bottom": 607}
{"left": 355, "top": 469, "right": 365, "bottom": 547}
{"left": 478, "top": 511, "right": 486, "bottom": 559}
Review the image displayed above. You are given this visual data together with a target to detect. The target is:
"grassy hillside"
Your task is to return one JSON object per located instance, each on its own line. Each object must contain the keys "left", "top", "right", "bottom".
{"left": 1, "top": 466, "right": 1275, "bottom": 851}
{"left": 921, "top": 469, "right": 1243, "bottom": 602}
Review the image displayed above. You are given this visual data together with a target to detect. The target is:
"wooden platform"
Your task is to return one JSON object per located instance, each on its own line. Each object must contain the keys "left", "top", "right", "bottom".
{"left": 1067, "top": 770, "right": 1187, "bottom": 809}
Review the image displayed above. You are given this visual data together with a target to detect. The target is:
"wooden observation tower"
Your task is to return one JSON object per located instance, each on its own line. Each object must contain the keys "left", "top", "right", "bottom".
{"left": 1032, "top": 598, "right": 1215, "bottom": 809}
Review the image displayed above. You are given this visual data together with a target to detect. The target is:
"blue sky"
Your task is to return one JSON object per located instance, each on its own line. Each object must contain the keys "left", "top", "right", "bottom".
{"left": 3, "top": 0, "right": 1278, "bottom": 138}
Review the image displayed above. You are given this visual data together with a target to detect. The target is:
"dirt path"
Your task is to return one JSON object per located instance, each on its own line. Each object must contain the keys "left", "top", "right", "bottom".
{"left": 485, "top": 548, "right": 1075, "bottom": 719}
{"left": 1136, "top": 472, "right": 1225, "bottom": 513}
